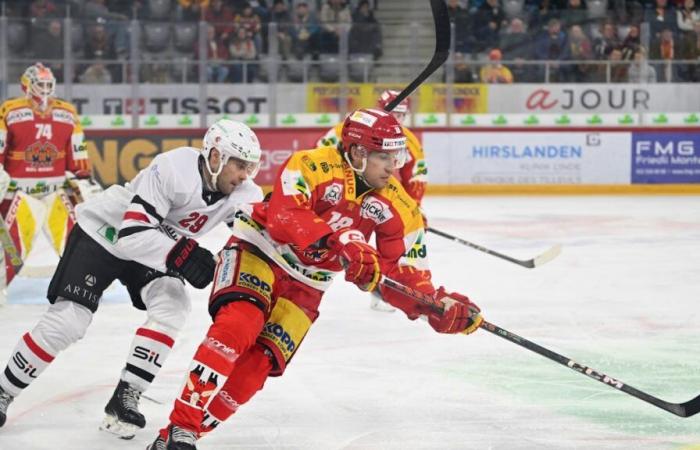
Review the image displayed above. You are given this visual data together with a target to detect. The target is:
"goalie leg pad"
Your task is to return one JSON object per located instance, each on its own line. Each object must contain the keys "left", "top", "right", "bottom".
{"left": 47, "top": 225, "right": 127, "bottom": 313}
{"left": 42, "top": 190, "right": 77, "bottom": 256}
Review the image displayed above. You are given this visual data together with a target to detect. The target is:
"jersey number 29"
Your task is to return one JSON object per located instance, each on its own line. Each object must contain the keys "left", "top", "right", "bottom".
{"left": 179, "top": 212, "right": 209, "bottom": 233}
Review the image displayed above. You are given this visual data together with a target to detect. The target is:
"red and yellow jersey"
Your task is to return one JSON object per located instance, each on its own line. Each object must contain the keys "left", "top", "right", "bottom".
{"left": 0, "top": 97, "right": 90, "bottom": 195}
{"left": 317, "top": 122, "right": 428, "bottom": 206}
{"left": 231, "top": 145, "right": 436, "bottom": 318}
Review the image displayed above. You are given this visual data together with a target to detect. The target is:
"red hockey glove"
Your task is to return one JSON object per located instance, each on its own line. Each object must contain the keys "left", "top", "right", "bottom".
{"left": 327, "top": 228, "right": 381, "bottom": 292}
{"left": 428, "top": 287, "right": 482, "bottom": 334}
{"left": 166, "top": 237, "right": 216, "bottom": 289}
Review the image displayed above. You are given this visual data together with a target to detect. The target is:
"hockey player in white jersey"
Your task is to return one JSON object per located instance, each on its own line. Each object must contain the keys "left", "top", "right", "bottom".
{"left": 0, "top": 119, "right": 263, "bottom": 440}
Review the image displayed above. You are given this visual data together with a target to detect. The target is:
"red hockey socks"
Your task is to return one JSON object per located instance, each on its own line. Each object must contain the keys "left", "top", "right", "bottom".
{"left": 169, "top": 301, "right": 264, "bottom": 432}
{"left": 200, "top": 344, "right": 272, "bottom": 437}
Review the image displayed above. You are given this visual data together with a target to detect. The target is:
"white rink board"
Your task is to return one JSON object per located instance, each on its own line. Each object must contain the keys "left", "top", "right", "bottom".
{"left": 424, "top": 131, "right": 632, "bottom": 185}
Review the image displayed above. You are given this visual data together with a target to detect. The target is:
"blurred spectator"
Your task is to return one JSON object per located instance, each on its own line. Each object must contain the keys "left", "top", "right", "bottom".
{"left": 501, "top": 18, "right": 535, "bottom": 81}
{"left": 452, "top": 52, "right": 479, "bottom": 82}
{"left": 84, "top": 23, "right": 119, "bottom": 82}
{"left": 530, "top": 0, "right": 567, "bottom": 31}
{"left": 608, "top": 47, "right": 628, "bottom": 81}
{"left": 229, "top": 26, "right": 258, "bottom": 82}
{"left": 480, "top": 49, "right": 514, "bottom": 83}
{"left": 319, "top": 0, "right": 352, "bottom": 53}
{"left": 349, "top": 0, "right": 383, "bottom": 59}
{"left": 645, "top": 0, "right": 678, "bottom": 40}
{"left": 650, "top": 27, "right": 677, "bottom": 80}
{"left": 535, "top": 18, "right": 567, "bottom": 81}
{"left": 31, "top": 19, "right": 64, "bottom": 82}
{"left": 593, "top": 21, "right": 620, "bottom": 59}
{"left": 79, "top": 62, "right": 113, "bottom": 83}
{"left": 178, "top": 0, "right": 209, "bottom": 21}
{"left": 620, "top": 24, "right": 641, "bottom": 60}
{"left": 204, "top": 0, "right": 236, "bottom": 42}
{"left": 565, "top": 24, "right": 594, "bottom": 81}
{"left": 83, "top": 0, "right": 130, "bottom": 57}
{"left": 677, "top": 0, "right": 700, "bottom": 32}
{"left": 30, "top": 0, "right": 59, "bottom": 18}
{"left": 560, "top": 0, "right": 588, "bottom": 29}
{"left": 474, "top": 0, "right": 506, "bottom": 53}
{"left": 107, "top": 0, "right": 143, "bottom": 16}
{"left": 197, "top": 24, "right": 231, "bottom": 82}
{"left": 235, "top": 3, "right": 263, "bottom": 52}
{"left": 679, "top": 20, "right": 700, "bottom": 80}
{"left": 291, "top": 1, "right": 320, "bottom": 59}
{"left": 628, "top": 46, "right": 658, "bottom": 82}
{"left": 270, "top": 0, "right": 293, "bottom": 59}
{"left": 447, "top": 0, "right": 466, "bottom": 21}
{"left": 452, "top": 1, "right": 475, "bottom": 54}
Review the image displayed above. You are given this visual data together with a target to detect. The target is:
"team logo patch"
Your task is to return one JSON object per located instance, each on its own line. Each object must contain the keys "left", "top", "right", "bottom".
{"left": 24, "top": 141, "right": 59, "bottom": 168}
{"left": 179, "top": 364, "right": 223, "bottom": 410}
{"left": 281, "top": 169, "right": 310, "bottom": 198}
{"left": 349, "top": 110, "right": 378, "bottom": 127}
{"left": 6, "top": 108, "right": 33, "bottom": 125}
{"left": 321, "top": 183, "right": 342, "bottom": 205}
{"left": 52, "top": 109, "right": 74, "bottom": 125}
{"left": 360, "top": 197, "right": 393, "bottom": 224}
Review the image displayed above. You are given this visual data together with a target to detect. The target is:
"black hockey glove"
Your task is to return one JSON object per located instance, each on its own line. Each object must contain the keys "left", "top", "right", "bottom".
{"left": 166, "top": 237, "right": 216, "bottom": 288}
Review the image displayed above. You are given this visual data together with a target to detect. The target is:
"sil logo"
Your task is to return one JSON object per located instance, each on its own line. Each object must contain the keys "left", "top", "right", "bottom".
{"left": 84, "top": 274, "right": 96, "bottom": 287}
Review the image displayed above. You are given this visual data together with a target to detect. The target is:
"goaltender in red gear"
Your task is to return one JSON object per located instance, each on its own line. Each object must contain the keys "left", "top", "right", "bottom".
{"left": 148, "top": 108, "right": 483, "bottom": 450}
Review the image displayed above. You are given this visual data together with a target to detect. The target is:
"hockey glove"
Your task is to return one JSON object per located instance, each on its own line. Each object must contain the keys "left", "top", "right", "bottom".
{"left": 166, "top": 237, "right": 216, "bottom": 289}
{"left": 327, "top": 228, "right": 381, "bottom": 292}
{"left": 428, "top": 287, "right": 482, "bottom": 334}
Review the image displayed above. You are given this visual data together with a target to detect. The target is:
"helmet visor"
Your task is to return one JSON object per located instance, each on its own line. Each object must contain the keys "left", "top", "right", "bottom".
{"left": 230, "top": 156, "right": 261, "bottom": 179}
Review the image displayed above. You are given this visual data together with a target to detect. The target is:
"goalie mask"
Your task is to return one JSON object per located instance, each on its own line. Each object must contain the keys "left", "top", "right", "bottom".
{"left": 202, "top": 119, "right": 262, "bottom": 188}
{"left": 21, "top": 63, "right": 56, "bottom": 110}
{"left": 341, "top": 108, "right": 407, "bottom": 173}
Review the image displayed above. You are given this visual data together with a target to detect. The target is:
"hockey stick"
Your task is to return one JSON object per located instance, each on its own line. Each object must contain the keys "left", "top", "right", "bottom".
{"left": 427, "top": 227, "right": 561, "bottom": 269}
{"left": 383, "top": 0, "right": 450, "bottom": 112}
{"left": 380, "top": 276, "right": 700, "bottom": 418}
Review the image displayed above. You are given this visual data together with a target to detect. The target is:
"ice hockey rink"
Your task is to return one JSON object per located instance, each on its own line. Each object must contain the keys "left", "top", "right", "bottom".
{"left": 0, "top": 195, "right": 698, "bottom": 450}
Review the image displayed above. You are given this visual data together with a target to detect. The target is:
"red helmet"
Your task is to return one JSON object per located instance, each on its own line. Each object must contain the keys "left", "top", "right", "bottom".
{"left": 341, "top": 108, "right": 407, "bottom": 169}
{"left": 377, "top": 89, "right": 409, "bottom": 114}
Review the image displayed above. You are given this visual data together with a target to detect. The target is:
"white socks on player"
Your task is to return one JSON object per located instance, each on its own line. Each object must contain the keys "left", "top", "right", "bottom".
{"left": 0, "top": 333, "right": 54, "bottom": 397}
{"left": 0, "top": 298, "right": 92, "bottom": 397}
{"left": 121, "top": 325, "right": 174, "bottom": 392}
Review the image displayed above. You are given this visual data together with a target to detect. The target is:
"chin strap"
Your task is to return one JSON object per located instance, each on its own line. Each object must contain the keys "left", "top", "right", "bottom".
{"left": 201, "top": 156, "right": 221, "bottom": 192}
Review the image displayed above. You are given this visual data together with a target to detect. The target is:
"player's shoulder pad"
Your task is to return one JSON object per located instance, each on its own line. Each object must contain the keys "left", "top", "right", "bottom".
{"left": 379, "top": 176, "right": 421, "bottom": 221}
{"left": 152, "top": 146, "right": 202, "bottom": 192}
{"left": 52, "top": 98, "right": 78, "bottom": 114}
{"left": 0, "top": 97, "right": 29, "bottom": 114}
{"left": 402, "top": 126, "right": 421, "bottom": 147}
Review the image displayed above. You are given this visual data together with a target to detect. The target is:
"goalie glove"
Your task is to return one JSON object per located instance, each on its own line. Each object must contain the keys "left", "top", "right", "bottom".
{"left": 65, "top": 171, "right": 103, "bottom": 204}
{"left": 166, "top": 237, "right": 216, "bottom": 288}
{"left": 327, "top": 228, "right": 381, "bottom": 292}
{"left": 428, "top": 287, "right": 482, "bottom": 335}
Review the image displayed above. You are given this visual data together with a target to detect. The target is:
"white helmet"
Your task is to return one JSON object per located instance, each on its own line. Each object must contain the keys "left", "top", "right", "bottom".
{"left": 202, "top": 119, "right": 262, "bottom": 187}
{"left": 21, "top": 63, "right": 56, "bottom": 110}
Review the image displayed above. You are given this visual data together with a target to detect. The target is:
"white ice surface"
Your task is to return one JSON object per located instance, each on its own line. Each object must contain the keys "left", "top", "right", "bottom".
{"left": 1, "top": 195, "right": 699, "bottom": 450}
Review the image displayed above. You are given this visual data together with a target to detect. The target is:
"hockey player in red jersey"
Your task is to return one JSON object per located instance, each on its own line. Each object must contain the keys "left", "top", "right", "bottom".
{"left": 317, "top": 90, "right": 429, "bottom": 312}
{"left": 148, "top": 108, "right": 481, "bottom": 450}
{"left": 0, "top": 63, "right": 98, "bottom": 299}
{"left": 0, "top": 120, "right": 263, "bottom": 440}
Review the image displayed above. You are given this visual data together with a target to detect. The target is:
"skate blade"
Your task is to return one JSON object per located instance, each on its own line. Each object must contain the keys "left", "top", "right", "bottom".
{"left": 99, "top": 414, "right": 139, "bottom": 440}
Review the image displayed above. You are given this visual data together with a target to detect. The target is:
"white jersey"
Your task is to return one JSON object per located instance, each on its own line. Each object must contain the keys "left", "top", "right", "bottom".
{"left": 76, "top": 147, "right": 263, "bottom": 272}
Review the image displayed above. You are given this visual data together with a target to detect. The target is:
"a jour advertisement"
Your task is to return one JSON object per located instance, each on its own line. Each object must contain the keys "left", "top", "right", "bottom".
{"left": 422, "top": 131, "right": 632, "bottom": 185}
{"left": 631, "top": 132, "right": 700, "bottom": 183}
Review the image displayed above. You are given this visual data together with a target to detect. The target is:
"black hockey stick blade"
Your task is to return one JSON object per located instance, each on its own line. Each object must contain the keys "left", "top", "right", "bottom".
{"left": 427, "top": 227, "right": 561, "bottom": 269}
{"left": 383, "top": 0, "right": 450, "bottom": 112}
{"left": 380, "top": 276, "right": 700, "bottom": 418}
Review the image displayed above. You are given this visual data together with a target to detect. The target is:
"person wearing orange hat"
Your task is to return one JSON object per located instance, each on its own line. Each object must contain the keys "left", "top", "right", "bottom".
{"left": 479, "top": 48, "right": 514, "bottom": 83}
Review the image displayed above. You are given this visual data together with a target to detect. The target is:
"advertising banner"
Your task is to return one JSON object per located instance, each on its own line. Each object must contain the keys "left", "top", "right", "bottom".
{"left": 7, "top": 83, "right": 306, "bottom": 115}
{"left": 86, "top": 128, "right": 325, "bottom": 186}
{"left": 631, "top": 132, "right": 700, "bottom": 183}
{"left": 423, "top": 131, "right": 632, "bottom": 184}
{"left": 417, "top": 84, "right": 488, "bottom": 114}
{"left": 488, "top": 84, "right": 700, "bottom": 113}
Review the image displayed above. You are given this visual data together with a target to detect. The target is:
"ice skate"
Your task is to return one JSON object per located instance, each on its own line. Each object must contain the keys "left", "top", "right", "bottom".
{"left": 166, "top": 424, "right": 198, "bottom": 450}
{"left": 146, "top": 434, "right": 167, "bottom": 450}
{"left": 100, "top": 380, "right": 145, "bottom": 439}
{"left": 0, "top": 384, "right": 14, "bottom": 427}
